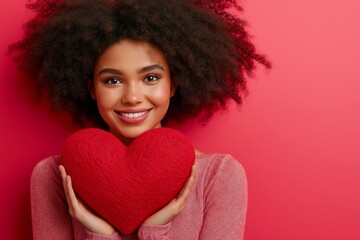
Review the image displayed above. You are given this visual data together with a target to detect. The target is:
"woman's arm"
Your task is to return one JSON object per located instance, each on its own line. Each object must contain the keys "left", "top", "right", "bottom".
{"left": 199, "top": 155, "right": 248, "bottom": 240}
{"left": 31, "top": 157, "right": 122, "bottom": 240}
{"left": 137, "top": 164, "right": 197, "bottom": 240}
{"left": 137, "top": 155, "right": 247, "bottom": 240}
{"left": 59, "top": 165, "right": 122, "bottom": 240}
{"left": 30, "top": 157, "right": 75, "bottom": 240}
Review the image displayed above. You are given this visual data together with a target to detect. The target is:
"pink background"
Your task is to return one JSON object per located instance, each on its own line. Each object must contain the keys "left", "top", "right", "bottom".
{"left": 1, "top": 0, "right": 359, "bottom": 239}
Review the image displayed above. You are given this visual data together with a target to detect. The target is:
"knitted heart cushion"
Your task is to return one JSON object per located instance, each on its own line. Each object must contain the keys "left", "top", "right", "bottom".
{"left": 60, "top": 127, "right": 195, "bottom": 234}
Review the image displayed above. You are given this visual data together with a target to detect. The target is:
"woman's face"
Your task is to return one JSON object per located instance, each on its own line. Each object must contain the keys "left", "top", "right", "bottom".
{"left": 92, "top": 39, "right": 175, "bottom": 144}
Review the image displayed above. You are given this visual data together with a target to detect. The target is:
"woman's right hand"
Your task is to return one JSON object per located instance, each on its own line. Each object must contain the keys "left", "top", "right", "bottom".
{"left": 143, "top": 163, "right": 197, "bottom": 226}
{"left": 59, "top": 165, "right": 116, "bottom": 236}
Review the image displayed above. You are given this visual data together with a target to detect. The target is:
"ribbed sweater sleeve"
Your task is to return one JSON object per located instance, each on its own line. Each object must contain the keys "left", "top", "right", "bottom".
{"left": 137, "top": 222, "right": 172, "bottom": 240}
{"left": 136, "top": 154, "right": 248, "bottom": 240}
{"left": 31, "top": 157, "right": 74, "bottom": 239}
{"left": 198, "top": 155, "right": 248, "bottom": 239}
{"left": 30, "top": 157, "right": 123, "bottom": 240}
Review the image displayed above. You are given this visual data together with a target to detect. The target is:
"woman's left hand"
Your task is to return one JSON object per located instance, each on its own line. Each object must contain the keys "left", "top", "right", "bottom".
{"left": 59, "top": 165, "right": 116, "bottom": 235}
{"left": 144, "top": 164, "right": 197, "bottom": 225}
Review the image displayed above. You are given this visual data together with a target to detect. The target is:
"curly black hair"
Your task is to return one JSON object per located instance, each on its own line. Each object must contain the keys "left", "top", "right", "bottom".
{"left": 9, "top": 0, "right": 271, "bottom": 127}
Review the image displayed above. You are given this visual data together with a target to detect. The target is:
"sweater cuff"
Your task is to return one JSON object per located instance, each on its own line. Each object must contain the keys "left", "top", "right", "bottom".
{"left": 85, "top": 229, "right": 121, "bottom": 240}
{"left": 138, "top": 222, "right": 172, "bottom": 240}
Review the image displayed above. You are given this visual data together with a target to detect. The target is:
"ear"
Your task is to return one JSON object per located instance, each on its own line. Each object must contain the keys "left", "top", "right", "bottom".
{"left": 170, "top": 78, "right": 178, "bottom": 97}
{"left": 88, "top": 79, "right": 96, "bottom": 99}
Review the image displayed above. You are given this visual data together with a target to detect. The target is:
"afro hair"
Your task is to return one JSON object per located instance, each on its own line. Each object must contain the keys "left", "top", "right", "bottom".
{"left": 9, "top": 0, "right": 271, "bottom": 127}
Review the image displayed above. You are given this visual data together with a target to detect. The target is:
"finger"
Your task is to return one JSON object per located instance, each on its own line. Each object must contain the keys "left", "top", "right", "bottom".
{"left": 59, "top": 165, "right": 77, "bottom": 216}
{"left": 59, "top": 165, "right": 72, "bottom": 206}
{"left": 178, "top": 164, "right": 197, "bottom": 197}
{"left": 172, "top": 177, "right": 194, "bottom": 214}
{"left": 179, "top": 175, "right": 194, "bottom": 200}
{"left": 66, "top": 176, "right": 79, "bottom": 207}
{"left": 175, "top": 177, "right": 195, "bottom": 214}
{"left": 59, "top": 165, "right": 68, "bottom": 191}
{"left": 59, "top": 165, "right": 67, "bottom": 184}
{"left": 66, "top": 175, "right": 79, "bottom": 215}
{"left": 190, "top": 163, "right": 197, "bottom": 178}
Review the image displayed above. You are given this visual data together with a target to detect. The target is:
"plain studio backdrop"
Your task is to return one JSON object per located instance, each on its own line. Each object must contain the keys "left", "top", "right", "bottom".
{"left": 0, "top": 0, "right": 359, "bottom": 239}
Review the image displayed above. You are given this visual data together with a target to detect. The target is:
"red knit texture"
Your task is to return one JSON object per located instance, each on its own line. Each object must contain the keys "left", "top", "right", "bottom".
{"left": 60, "top": 128, "right": 195, "bottom": 234}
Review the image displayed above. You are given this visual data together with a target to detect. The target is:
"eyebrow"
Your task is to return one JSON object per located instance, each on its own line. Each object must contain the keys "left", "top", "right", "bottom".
{"left": 97, "top": 64, "right": 165, "bottom": 76}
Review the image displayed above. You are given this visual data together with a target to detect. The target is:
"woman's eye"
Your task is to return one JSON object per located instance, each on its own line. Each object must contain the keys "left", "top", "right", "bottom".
{"left": 104, "top": 78, "right": 122, "bottom": 85}
{"left": 144, "top": 75, "right": 159, "bottom": 83}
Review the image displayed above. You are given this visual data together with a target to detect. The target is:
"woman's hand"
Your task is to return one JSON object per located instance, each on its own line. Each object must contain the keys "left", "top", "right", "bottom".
{"left": 144, "top": 164, "right": 197, "bottom": 226}
{"left": 59, "top": 165, "right": 116, "bottom": 235}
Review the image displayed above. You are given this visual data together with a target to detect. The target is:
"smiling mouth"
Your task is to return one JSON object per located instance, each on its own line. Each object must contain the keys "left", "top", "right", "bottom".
{"left": 119, "top": 111, "right": 148, "bottom": 119}
{"left": 115, "top": 109, "right": 151, "bottom": 124}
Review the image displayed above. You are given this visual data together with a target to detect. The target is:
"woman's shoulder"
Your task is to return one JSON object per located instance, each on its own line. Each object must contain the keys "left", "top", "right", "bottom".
{"left": 32, "top": 155, "right": 60, "bottom": 171}
{"left": 195, "top": 153, "right": 247, "bottom": 183}
{"left": 31, "top": 155, "right": 61, "bottom": 185}
{"left": 195, "top": 152, "right": 245, "bottom": 169}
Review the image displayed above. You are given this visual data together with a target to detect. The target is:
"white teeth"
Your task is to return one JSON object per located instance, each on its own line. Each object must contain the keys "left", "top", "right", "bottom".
{"left": 120, "top": 111, "right": 147, "bottom": 118}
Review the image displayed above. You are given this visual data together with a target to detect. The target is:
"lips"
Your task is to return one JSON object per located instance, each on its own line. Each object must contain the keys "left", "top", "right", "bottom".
{"left": 115, "top": 109, "right": 151, "bottom": 124}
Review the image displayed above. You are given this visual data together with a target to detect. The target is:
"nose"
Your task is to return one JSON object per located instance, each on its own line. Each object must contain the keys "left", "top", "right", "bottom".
{"left": 121, "top": 82, "right": 143, "bottom": 105}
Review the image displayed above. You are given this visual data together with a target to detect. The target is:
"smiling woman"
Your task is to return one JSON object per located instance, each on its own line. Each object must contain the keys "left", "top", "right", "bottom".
{"left": 91, "top": 40, "right": 175, "bottom": 144}
{"left": 9, "top": 0, "right": 270, "bottom": 239}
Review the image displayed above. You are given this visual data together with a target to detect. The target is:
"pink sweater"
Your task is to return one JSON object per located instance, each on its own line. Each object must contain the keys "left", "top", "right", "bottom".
{"left": 31, "top": 153, "right": 247, "bottom": 240}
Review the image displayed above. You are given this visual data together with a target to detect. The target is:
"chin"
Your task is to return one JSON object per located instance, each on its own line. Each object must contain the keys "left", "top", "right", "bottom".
{"left": 112, "top": 126, "right": 155, "bottom": 142}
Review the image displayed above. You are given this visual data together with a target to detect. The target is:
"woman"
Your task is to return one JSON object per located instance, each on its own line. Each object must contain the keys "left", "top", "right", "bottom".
{"left": 10, "top": 0, "right": 270, "bottom": 239}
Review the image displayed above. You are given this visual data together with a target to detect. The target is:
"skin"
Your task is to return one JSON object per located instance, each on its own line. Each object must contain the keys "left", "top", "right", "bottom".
{"left": 59, "top": 39, "right": 198, "bottom": 235}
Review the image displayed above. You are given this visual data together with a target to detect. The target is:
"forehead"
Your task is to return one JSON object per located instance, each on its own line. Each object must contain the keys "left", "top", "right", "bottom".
{"left": 94, "top": 39, "right": 168, "bottom": 70}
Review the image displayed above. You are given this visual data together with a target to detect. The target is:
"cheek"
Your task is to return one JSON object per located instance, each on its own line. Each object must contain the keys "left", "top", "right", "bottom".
{"left": 95, "top": 88, "right": 120, "bottom": 110}
{"left": 149, "top": 85, "right": 171, "bottom": 106}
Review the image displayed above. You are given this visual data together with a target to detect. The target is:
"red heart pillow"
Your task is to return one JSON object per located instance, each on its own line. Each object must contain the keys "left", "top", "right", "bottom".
{"left": 60, "top": 127, "right": 195, "bottom": 234}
